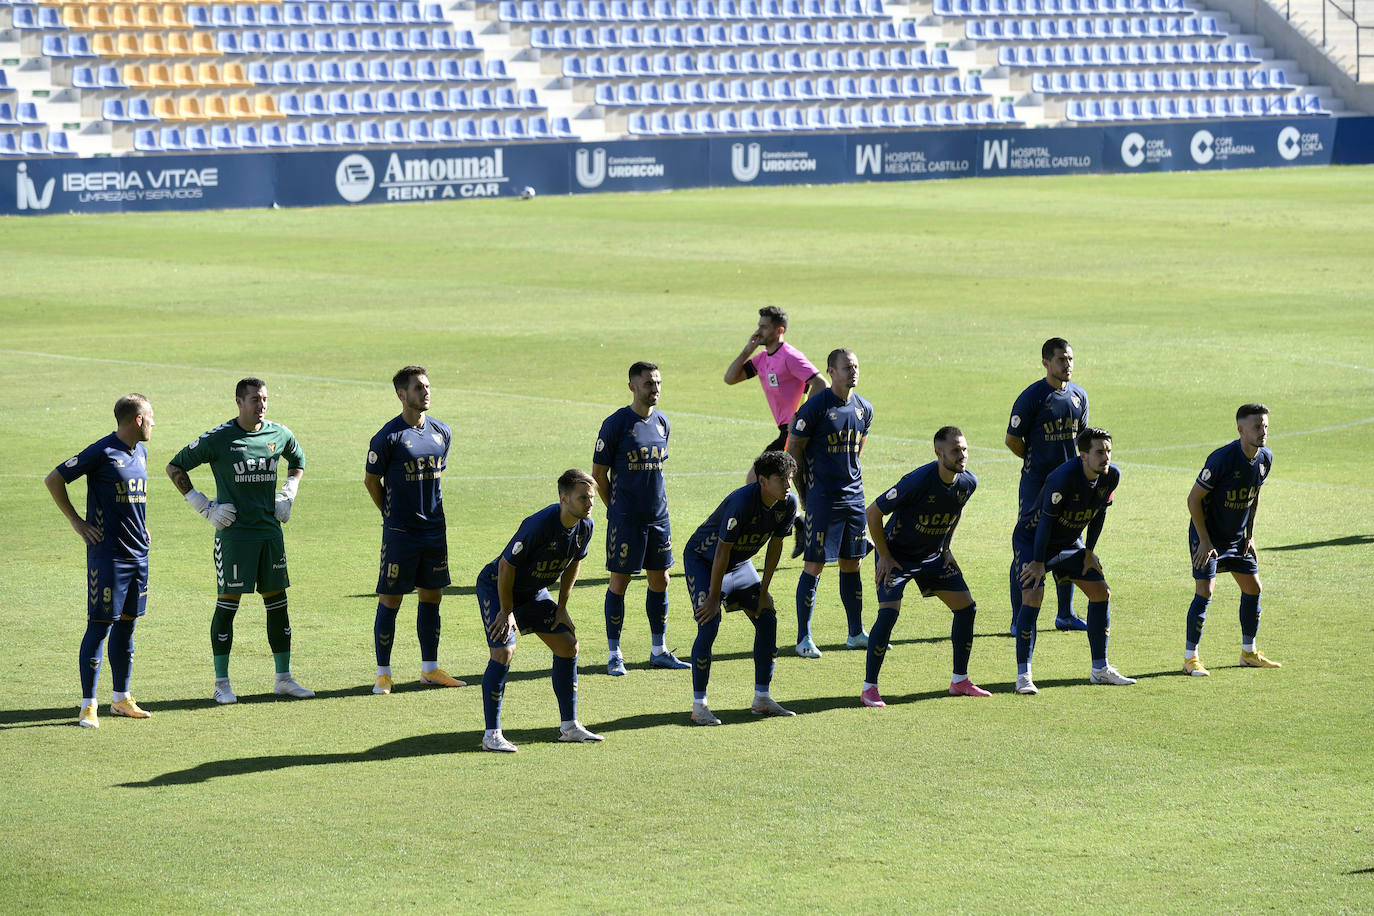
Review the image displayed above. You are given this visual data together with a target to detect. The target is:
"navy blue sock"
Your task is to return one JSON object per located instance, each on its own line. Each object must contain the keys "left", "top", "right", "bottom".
{"left": 1009, "top": 561, "right": 1021, "bottom": 621}
{"left": 604, "top": 589, "right": 625, "bottom": 648}
{"left": 866, "top": 607, "right": 899, "bottom": 684}
{"left": 692, "top": 613, "right": 721, "bottom": 695}
{"left": 109, "top": 618, "right": 136, "bottom": 694}
{"left": 1016, "top": 604, "right": 1040, "bottom": 672}
{"left": 79, "top": 620, "right": 110, "bottom": 698}
{"left": 839, "top": 570, "right": 864, "bottom": 637}
{"left": 795, "top": 570, "right": 819, "bottom": 642}
{"left": 951, "top": 604, "right": 976, "bottom": 677}
{"left": 1055, "top": 581, "right": 1076, "bottom": 620}
{"left": 751, "top": 609, "right": 778, "bottom": 688}
{"left": 1239, "top": 592, "right": 1261, "bottom": 643}
{"left": 646, "top": 588, "right": 667, "bottom": 637}
{"left": 374, "top": 602, "right": 399, "bottom": 667}
{"left": 481, "top": 659, "right": 509, "bottom": 730}
{"left": 1087, "top": 599, "right": 1110, "bottom": 667}
{"left": 551, "top": 654, "right": 577, "bottom": 722}
{"left": 1186, "top": 594, "right": 1210, "bottom": 650}
{"left": 416, "top": 600, "right": 441, "bottom": 663}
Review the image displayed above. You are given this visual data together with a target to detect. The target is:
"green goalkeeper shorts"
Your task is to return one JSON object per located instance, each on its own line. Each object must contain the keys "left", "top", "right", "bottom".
{"left": 214, "top": 533, "right": 289, "bottom": 595}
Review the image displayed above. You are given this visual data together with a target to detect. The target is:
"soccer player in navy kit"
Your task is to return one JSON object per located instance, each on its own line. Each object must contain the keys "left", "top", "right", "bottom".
{"left": 1006, "top": 338, "right": 1090, "bottom": 633}
{"left": 787, "top": 348, "right": 873, "bottom": 658}
{"left": 476, "top": 469, "right": 604, "bottom": 752}
{"left": 46, "top": 394, "right": 156, "bottom": 728}
{"left": 1013, "top": 427, "right": 1135, "bottom": 693}
{"left": 861, "top": 427, "right": 991, "bottom": 707}
{"left": 364, "top": 366, "right": 465, "bottom": 695}
{"left": 684, "top": 450, "right": 800, "bottom": 725}
{"left": 1183, "top": 404, "right": 1279, "bottom": 675}
{"left": 593, "top": 361, "right": 689, "bottom": 676}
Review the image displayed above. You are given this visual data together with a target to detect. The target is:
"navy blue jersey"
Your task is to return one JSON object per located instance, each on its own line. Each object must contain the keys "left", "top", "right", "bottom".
{"left": 790, "top": 388, "right": 873, "bottom": 501}
{"left": 686, "top": 482, "right": 798, "bottom": 567}
{"left": 480, "top": 504, "right": 593, "bottom": 602}
{"left": 1195, "top": 440, "right": 1272, "bottom": 549}
{"left": 1026, "top": 457, "right": 1120, "bottom": 561}
{"left": 1008, "top": 380, "right": 1089, "bottom": 476}
{"left": 366, "top": 414, "right": 452, "bottom": 534}
{"left": 875, "top": 461, "right": 977, "bottom": 566}
{"left": 593, "top": 406, "right": 670, "bottom": 521}
{"left": 56, "top": 433, "right": 150, "bottom": 562}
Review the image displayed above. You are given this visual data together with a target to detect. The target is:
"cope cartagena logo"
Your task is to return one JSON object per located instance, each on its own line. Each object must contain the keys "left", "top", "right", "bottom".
{"left": 1188, "top": 128, "right": 1256, "bottom": 165}
{"left": 15, "top": 161, "right": 219, "bottom": 210}
{"left": 335, "top": 150, "right": 508, "bottom": 203}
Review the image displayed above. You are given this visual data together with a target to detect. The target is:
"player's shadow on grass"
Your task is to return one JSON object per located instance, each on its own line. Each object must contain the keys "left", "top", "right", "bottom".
{"left": 346, "top": 577, "right": 616, "bottom": 600}
{"left": 1264, "top": 534, "right": 1373, "bottom": 552}
{"left": 0, "top": 686, "right": 378, "bottom": 729}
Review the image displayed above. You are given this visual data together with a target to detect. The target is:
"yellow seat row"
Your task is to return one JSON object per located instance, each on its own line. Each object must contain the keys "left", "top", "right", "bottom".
{"left": 123, "top": 61, "right": 255, "bottom": 88}
{"left": 79, "top": 30, "right": 219, "bottom": 56}
{"left": 146, "top": 93, "right": 287, "bottom": 120}
{"left": 43, "top": 0, "right": 283, "bottom": 6}
{"left": 63, "top": 5, "right": 195, "bottom": 28}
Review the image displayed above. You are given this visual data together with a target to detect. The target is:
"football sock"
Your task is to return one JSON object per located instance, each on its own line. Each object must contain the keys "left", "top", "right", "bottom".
{"left": 1186, "top": 593, "right": 1210, "bottom": 652}
{"left": 646, "top": 588, "right": 668, "bottom": 646}
{"left": 109, "top": 618, "right": 136, "bottom": 694}
{"left": 112, "top": 690, "right": 129, "bottom": 702}
{"left": 754, "top": 687, "right": 771, "bottom": 700}
{"left": 1239, "top": 592, "right": 1261, "bottom": 644}
{"left": 693, "top": 692, "right": 707, "bottom": 704}
{"left": 951, "top": 604, "right": 976, "bottom": 678}
{"left": 839, "top": 570, "right": 864, "bottom": 637}
{"left": 416, "top": 600, "right": 441, "bottom": 663}
{"left": 481, "top": 659, "right": 509, "bottom": 730}
{"left": 1009, "top": 561, "right": 1021, "bottom": 622}
{"left": 1055, "top": 580, "right": 1076, "bottom": 619}
{"left": 79, "top": 620, "right": 110, "bottom": 699}
{"left": 604, "top": 589, "right": 625, "bottom": 650}
{"left": 866, "top": 607, "right": 899, "bottom": 684}
{"left": 264, "top": 594, "right": 291, "bottom": 675}
{"left": 373, "top": 602, "right": 399, "bottom": 667}
{"left": 692, "top": 613, "right": 721, "bottom": 695}
{"left": 1087, "top": 599, "right": 1110, "bottom": 669}
{"left": 795, "top": 570, "right": 819, "bottom": 642}
{"left": 551, "top": 654, "right": 577, "bottom": 723}
{"left": 211, "top": 598, "right": 238, "bottom": 678}
{"left": 751, "top": 608, "right": 778, "bottom": 688}
{"left": 377, "top": 665, "right": 392, "bottom": 677}
{"left": 1016, "top": 604, "right": 1041, "bottom": 674}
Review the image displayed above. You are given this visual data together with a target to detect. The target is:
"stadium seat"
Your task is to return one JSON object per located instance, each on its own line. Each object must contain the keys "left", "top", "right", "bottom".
{"left": 133, "top": 129, "right": 162, "bottom": 152}
{"left": 159, "top": 127, "right": 188, "bottom": 152}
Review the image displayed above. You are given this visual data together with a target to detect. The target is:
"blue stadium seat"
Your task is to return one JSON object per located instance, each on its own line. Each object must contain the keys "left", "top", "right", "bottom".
{"left": 133, "top": 129, "right": 161, "bottom": 152}
{"left": 102, "top": 98, "right": 132, "bottom": 122}
{"left": 359, "top": 120, "right": 385, "bottom": 143}
{"left": 159, "top": 127, "right": 188, "bottom": 152}
{"left": 236, "top": 124, "right": 264, "bottom": 148}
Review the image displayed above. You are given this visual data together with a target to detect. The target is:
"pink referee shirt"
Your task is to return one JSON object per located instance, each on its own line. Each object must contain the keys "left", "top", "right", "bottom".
{"left": 750, "top": 341, "right": 820, "bottom": 426}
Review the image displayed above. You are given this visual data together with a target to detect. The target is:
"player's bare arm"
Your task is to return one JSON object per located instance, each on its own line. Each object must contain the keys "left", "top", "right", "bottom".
{"left": 166, "top": 462, "right": 194, "bottom": 495}
{"left": 866, "top": 501, "right": 901, "bottom": 587}
{"left": 803, "top": 373, "right": 825, "bottom": 398}
{"left": 754, "top": 534, "right": 786, "bottom": 617}
{"left": 1005, "top": 433, "right": 1027, "bottom": 459}
{"left": 591, "top": 464, "right": 612, "bottom": 509}
{"left": 556, "top": 559, "right": 581, "bottom": 630}
{"left": 363, "top": 473, "right": 386, "bottom": 513}
{"left": 44, "top": 470, "right": 102, "bottom": 545}
{"left": 723, "top": 330, "right": 764, "bottom": 385}
{"left": 489, "top": 557, "right": 517, "bottom": 643}
{"left": 1187, "top": 482, "right": 1215, "bottom": 567}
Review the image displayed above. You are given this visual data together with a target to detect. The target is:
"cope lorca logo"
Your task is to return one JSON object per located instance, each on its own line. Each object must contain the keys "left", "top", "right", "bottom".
{"left": 1276, "top": 125, "right": 1323, "bottom": 162}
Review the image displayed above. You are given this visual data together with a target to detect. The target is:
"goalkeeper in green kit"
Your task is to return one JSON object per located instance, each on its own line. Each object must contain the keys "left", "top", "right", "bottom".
{"left": 167, "top": 377, "right": 314, "bottom": 703}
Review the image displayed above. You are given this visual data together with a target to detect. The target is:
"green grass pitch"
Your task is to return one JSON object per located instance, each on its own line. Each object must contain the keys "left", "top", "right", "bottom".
{"left": 2, "top": 166, "right": 1372, "bottom": 914}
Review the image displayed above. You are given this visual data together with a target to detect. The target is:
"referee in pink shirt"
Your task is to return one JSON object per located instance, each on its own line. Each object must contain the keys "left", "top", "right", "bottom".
{"left": 725, "top": 306, "right": 825, "bottom": 557}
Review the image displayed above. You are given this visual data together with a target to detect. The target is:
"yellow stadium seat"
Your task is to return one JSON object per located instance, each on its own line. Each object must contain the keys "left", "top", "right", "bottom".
{"left": 190, "top": 32, "right": 217, "bottom": 55}
{"left": 165, "top": 32, "right": 192, "bottom": 55}
{"left": 115, "top": 34, "right": 141, "bottom": 56}
{"left": 196, "top": 63, "right": 227, "bottom": 87}
{"left": 122, "top": 63, "right": 152, "bottom": 89}
{"left": 86, "top": 7, "right": 115, "bottom": 29}
{"left": 162, "top": 5, "right": 191, "bottom": 28}
{"left": 140, "top": 33, "right": 167, "bottom": 55}
{"left": 153, "top": 96, "right": 179, "bottom": 120}
{"left": 227, "top": 95, "right": 255, "bottom": 118}
{"left": 202, "top": 95, "right": 231, "bottom": 119}
{"left": 176, "top": 96, "right": 203, "bottom": 120}
{"left": 113, "top": 5, "right": 138, "bottom": 28}
{"left": 221, "top": 62, "right": 254, "bottom": 88}
{"left": 136, "top": 4, "right": 161, "bottom": 27}
{"left": 146, "top": 63, "right": 176, "bottom": 88}
{"left": 61, "top": 7, "right": 88, "bottom": 28}
{"left": 172, "top": 62, "right": 199, "bottom": 86}
{"left": 252, "top": 93, "right": 284, "bottom": 118}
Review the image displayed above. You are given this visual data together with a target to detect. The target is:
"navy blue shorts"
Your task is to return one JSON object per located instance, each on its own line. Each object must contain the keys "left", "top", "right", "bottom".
{"left": 476, "top": 573, "right": 565, "bottom": 648}
{"left": 377, "top": 527, "right": 450, "bottom": 595}
{"left": 683, "top": 554, "right": 763, "bottom": 615}
{"left": 605, "top": 513, "right": 674, "bottom": 575}
{"left": 1190, "top": 526, "right": 1259, "bottom": 579}
{"left": 875, "top": 555, "right": 968, "bottom": 604}
{"left": 802, "top": 497, "right": 868, "bottom": 564}
{"left": 1012, "top": 530, "right": 1105, "bottom": 588}
{"left": 87, "top": 555, "right": 148, "bottom": 621}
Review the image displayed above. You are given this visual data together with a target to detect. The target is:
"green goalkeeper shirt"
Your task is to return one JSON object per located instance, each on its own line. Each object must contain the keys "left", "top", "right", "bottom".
{"left": 171, "top": 419, "right": 305, "bottom": 541}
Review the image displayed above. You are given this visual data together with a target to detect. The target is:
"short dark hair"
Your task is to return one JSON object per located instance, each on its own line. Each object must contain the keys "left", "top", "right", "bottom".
{"left": 628, "top": 361, "right": 659, "bottom": 381}
{"left": 826, "top": 348, "right": 855, "bottom": 370}
{"left": 1076, "top": 426, "right": 1112, "bottom": 452}
{"left": 114, "top": 394, "right": 150, "bottom": 425}
{"left": 236, "top": 377, "right": 266, "bottom": 400}
{"left": 934, "top": 426, "right": 964, "bottom": 445}
{"left": 393, "top": 365, "right": 428, "bottom": 391}
{"left": 1042, "top": 338, "right": 1071, "bottom": 360}
{"left": 558, "top": 468, "right": 595, "bottom": 495}
{"left": 1236, "top": 403, "right": 1269, "bottom": 422}
{"left": 753, "top": 449, "right": 797, "bottom": 480}
{"left": 759, "top": 306, "right": 788, "bottom": 329}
